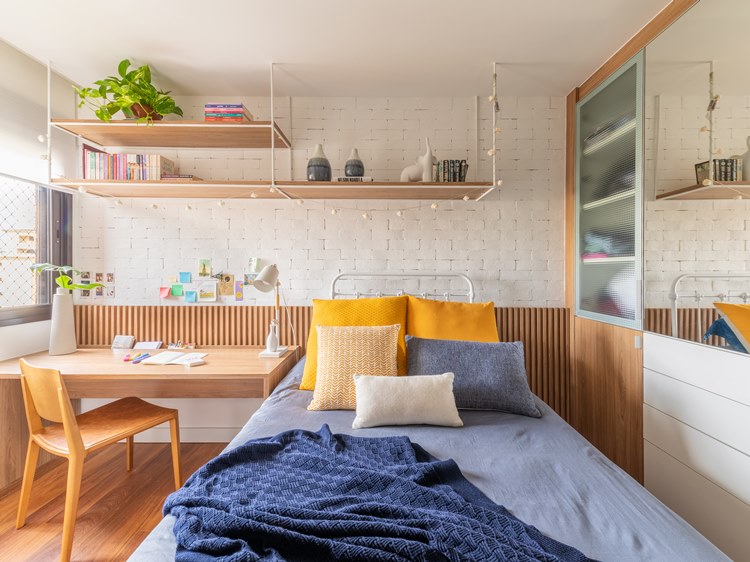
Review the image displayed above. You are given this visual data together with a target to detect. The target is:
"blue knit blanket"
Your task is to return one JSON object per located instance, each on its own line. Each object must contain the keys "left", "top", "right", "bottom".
{"left": 165, "top": 425, "right": 594, "bottom": 561}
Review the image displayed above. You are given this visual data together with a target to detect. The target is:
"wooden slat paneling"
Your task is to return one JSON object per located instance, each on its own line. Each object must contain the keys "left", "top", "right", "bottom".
{"left": 74, "top": 305, "right": 571, "bottom": 421}
{"left": 644, "top": 307, "right": 720, "bottom": 346}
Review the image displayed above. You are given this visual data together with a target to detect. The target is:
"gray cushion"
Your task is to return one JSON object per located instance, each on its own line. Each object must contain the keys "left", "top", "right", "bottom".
{"left": 406, "top": 336, "right": 541, "bottom": 418}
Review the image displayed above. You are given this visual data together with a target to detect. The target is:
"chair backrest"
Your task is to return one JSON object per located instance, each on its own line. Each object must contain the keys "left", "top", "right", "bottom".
{"left": 19, "top": 359, "right": 81, "bottom": 450}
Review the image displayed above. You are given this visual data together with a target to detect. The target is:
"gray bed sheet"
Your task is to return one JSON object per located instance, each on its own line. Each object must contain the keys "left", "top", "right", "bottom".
{"left": 130, "top": 358, "right": 727, "bottom": 561}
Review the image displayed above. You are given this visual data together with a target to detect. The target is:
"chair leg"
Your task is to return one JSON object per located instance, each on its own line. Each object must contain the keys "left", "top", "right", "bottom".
{"left": 168, "top": 415, "right": 182, "bottom": 490}
{"left": 126, "top": 436, "right": 134, "bottom": 471}
{"left": 16, "top": 440, "right": 40, "bottom": 529}
{"left": 60, "top": 456, "right": 84, "bottom": 562}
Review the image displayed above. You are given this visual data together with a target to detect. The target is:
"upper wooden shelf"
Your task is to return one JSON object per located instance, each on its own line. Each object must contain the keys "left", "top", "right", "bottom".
{"left": 50, "top": 119, "right": 291, "bottom": 149}
{"left": 656, "top": 181, "right": 750, "bottom": 201}
{"left": 50, "top": 179, "right": 495, "bottom": 201}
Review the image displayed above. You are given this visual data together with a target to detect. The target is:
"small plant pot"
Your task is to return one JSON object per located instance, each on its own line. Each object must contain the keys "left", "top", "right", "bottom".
{"left": 130, "top": 103, "right": 163, "bottom": 121}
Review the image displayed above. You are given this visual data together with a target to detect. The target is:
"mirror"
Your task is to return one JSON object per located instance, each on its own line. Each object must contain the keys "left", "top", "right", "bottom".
{"left": 644, "top": 0, "right": 750, "bottom": 353}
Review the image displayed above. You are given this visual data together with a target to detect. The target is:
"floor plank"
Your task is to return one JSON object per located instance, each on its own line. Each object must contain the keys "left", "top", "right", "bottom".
{"left": 0, "top": 442, "right": 225, "bottom": 562}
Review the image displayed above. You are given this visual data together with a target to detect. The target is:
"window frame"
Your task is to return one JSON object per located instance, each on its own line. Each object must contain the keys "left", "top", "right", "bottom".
{"left": 0, "top": 185, "right": 72, "bottom": 327}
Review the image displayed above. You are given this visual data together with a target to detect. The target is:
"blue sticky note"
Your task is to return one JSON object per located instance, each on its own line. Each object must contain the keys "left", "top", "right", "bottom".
{"left": 185, "top": 290, "right": 197, "bottom": 303}
{"left": 179, "top": 272, "right": 192, "bottom": 283}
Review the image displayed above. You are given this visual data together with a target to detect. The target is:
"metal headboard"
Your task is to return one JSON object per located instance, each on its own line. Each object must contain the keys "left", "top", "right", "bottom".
{"left": 669, "top": 272, "right": 750, "bottom": 339}
{"left": 330, "top": 272, "right": 475, "bottom": 302}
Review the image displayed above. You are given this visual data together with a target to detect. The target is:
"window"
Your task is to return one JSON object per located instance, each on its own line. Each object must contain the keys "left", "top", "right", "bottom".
{"left": 0, "top": 173, "right": 72, "bottom": 327}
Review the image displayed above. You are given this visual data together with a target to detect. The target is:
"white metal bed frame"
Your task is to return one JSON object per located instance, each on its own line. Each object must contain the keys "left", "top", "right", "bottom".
{"left": 669, "top": 272, "right": 750, "bottom": 339}
{"left": 330, "top": 272, "right": 475, "bottom": 303}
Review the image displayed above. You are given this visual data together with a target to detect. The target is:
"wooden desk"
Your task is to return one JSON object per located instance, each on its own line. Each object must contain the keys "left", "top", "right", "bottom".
{"left": 0, "top": 346, "right": 299, "bottom": 399}
{"left": 0, "top": 346, "right": 299, "bottom": 490}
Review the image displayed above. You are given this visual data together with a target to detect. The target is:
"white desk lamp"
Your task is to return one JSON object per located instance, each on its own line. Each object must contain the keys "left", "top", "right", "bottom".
{"left": 253, "top": 264, "right": 288, "bottom": 355}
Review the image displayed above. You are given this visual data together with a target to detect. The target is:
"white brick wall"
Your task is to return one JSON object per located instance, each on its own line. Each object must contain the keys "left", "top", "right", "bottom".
{"left": 645, "top": 94, "right": 750, "bottom": 307}
{"left": 74, "top": 96, "right": 565, "bottom": 307}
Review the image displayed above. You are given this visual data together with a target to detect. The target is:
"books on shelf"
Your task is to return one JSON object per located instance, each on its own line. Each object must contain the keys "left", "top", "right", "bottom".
{"left": 82, "top": 145, "right": 177, "bottom": 180}
{"left": 161, "top": 174, "right": 204, "bottom": 181}
{"left": 204, "top": 103, "right": 255, "bottom": 122}
{"left": 435, "top": 159, "right": 468, "bottom": 182}
{"left": 695, "top": 158, "right": 744, "bottom": 183}
{"left": 333, "top": 176, "right": 374, "bottom": 182}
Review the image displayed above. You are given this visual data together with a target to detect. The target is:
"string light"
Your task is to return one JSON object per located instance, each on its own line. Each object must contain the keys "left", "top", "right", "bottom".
{"left": 77, "top": 186, "right": 87, "bottom": 194}
{"left": 487, "top": 148, "right": 496, "bottom": 156}
{"left": 114, "top": 199, "right": 123, "bottom": 206}
{"left": 250, "top": 192, "right": 258, "bottom": 198}
{"left": 185, "top": 204, "right": 193, "bottom": 211}
{"left": 463, "top": 195, "right": 470, "bottom": 201}
{"left": 150, "top": 203, "right": 158, "bottom": 210}
{"left": 269, "top": 186, "right": 277, "bottom": 193}
{"left": 330, "top": 208, "right": 338, "bottom": 215}
{"left": 296, "top": 199, "right": 304, "bottom": 206}
{"left": 217, "top": 200, "right": 226, "bottom": 207}
{"left": 430, "top": 203, "right": 439, "bottom": 210}
{"left": 497, "top": 179, "right": 503, "bottom": 187}
{"left": 396, "top": 210, "right": 403, "bottom": 217}
{"left": 488, "top": 95, "right": 496, "bottom": 102}
{"left": 362, "top": 211, "right": 370, "bottom": 220}
{"left": 494, "top": 127, "right": 502, "bottom": 134}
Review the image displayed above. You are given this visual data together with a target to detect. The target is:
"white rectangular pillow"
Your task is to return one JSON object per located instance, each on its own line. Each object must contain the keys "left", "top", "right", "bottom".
{"left": 352, "top": 372, "right": 463, "bottom": 429}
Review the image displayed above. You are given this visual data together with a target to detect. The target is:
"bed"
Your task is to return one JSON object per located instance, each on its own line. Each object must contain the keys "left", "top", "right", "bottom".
{"left": 129, "top": 273, "right": 727, "bottom": 561}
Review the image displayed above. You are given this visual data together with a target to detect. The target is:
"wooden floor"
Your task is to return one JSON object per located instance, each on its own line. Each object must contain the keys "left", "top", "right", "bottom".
{"left": 0, "top": 442, "right": 225, "bottom": 562}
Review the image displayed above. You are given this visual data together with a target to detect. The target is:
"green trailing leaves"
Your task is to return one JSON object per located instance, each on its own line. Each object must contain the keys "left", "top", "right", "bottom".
{"left": 74, "top": 59, "right": 183, "bottom": 123}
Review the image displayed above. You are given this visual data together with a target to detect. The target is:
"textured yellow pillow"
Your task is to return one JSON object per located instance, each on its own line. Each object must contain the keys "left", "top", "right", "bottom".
{"left": 406, "top": 296, "right": 499, "bottom": 342}
{"left": 300, "top": 296, "right": 408, "bottom": 390}
{"left": 307, "top": 324, "right": 400, "bottom": 411}
{"left": 714, "top": 302, "right": 750, "bottom": 351}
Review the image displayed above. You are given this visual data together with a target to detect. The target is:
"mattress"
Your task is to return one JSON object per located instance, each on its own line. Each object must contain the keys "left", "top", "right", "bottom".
{"left": 129, "top": 358, "right": 727, "bottom": 561}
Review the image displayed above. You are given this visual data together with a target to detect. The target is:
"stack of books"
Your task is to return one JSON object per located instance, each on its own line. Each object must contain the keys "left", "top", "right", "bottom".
{"left": 696, "top": 158, "right": 744, "bottom": 183}
{"left": 435, "top": 160, "right": 469, "bottom": 182}
{"left": 204, "top": 103, "right": 255, "bottom": 122}
{"left": 83, "top": 145, "right": 177, "bottom": 180}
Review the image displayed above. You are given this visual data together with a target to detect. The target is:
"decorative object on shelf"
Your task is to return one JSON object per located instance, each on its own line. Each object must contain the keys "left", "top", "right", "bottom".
{"left": 30, "top": 263, "right": 104, "bottom": 356}
{"left": 695, "top": 159, "right": 743, "bottom": 184}
{"left": 73, "top": 59, "right": 183, "bottom": 123}
{"left": 307, "top": 144, "right": 332, "bottom": 181}
{"left": 204, "top": 103, "right": 254, "bottom": 122}
{"left": 344, "top": 148, "right": 365, "bottom": 177}
{"left": 400, "top": 138, "right": 435, "bottom": 182}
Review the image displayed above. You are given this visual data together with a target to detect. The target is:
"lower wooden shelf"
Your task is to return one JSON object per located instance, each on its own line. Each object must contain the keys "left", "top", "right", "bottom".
{"left": 50, "top": 179, "right": 495, "bottom": 200}
{"left": 656, "top": 181, "right": 750, "bottom": 201}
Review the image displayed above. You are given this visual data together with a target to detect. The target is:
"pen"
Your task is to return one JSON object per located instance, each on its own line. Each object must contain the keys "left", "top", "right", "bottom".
{"left": 123, "top": 354, "right": 131, "bottom": 362}
{"left": 131, "top": 353, "right": 150, "bottom": 364}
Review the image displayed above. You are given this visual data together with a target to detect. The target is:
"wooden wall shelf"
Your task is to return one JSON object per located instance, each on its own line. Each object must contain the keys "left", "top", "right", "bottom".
{"left": 50, "top": 119, "right": 291, "bottom": 149}
{"left": 656, "top": 181, "right": 750, "bottom": 201}
{"left": 50, "top": 179, "right": 495, "bottom": 201}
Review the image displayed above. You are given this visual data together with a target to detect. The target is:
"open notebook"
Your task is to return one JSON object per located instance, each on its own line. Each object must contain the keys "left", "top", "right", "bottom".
{"left": 141, "top": 352, "right": 207, "bottom": 365}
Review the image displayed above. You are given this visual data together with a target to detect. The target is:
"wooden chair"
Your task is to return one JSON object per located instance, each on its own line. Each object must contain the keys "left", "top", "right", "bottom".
{"left": 16, "top": 358, "right": 182, "bottom": 562}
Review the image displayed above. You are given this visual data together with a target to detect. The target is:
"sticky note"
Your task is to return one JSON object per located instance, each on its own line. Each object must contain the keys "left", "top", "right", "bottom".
{"left": 159, "top": 287, "right": 171, "bottom": 299}
{"left": 185, "top": 291, "right": 197, "bottom": 303}
{"left": 179, "top": 271, "right": 191, "bottom": 283}
{"left": 168, "top": 276, "right": 177, "bottom": 283}
{"left": 235, "top": 281, "right": 244, "bottom": 302}
{"left": 171, "top": 284, "right": 184, "bottom": 297}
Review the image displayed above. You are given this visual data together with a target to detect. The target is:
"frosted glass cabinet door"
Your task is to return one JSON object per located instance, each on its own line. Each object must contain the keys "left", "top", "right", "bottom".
{"left": 575, "top": 52, "right": 643, "bottom": 330}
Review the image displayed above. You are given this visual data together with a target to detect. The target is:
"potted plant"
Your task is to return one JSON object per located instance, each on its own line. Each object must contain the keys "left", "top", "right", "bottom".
{"left": 31, "top": 264, "right": 104, "bottom": 355}
{"left": 73, "top": 59, "right": 183, "bottom": 123}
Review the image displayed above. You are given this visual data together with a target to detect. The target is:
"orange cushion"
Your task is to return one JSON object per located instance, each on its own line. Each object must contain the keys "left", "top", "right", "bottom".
{"left": 300, "top": 296, "right": 408, "bottom": 390}
{"left": 406, "top": 296, "right": 499, "bottom": 342}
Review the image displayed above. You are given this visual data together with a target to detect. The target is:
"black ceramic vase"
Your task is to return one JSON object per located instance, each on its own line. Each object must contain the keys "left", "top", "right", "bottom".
{"left": 344, "top": 148, "right": 365, "bottom": 177}
{"left": 307, "top": 144, "right": 332, "bottom": 181}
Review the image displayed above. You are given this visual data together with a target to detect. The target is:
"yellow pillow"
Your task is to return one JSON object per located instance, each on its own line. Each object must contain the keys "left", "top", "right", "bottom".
{"left": 406, "top": 296, "right": 499, "bottom": 342}
{"left": 300, "top": 296, "right": 408, "bottom": 390}
{"left": 714, "top": 302, "right": 750, "bottom": 351}
{"left": 308, "top": 324, "right": 399, "bottom": 411}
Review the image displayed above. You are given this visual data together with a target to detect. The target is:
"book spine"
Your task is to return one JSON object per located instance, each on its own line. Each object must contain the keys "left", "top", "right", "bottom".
{"left": 204, "top": 104, "right": 244, "bottom": 108}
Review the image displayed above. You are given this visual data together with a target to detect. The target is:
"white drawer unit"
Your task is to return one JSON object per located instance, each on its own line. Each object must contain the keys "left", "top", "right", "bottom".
{"left": 643, "top": 332, "right": 750, "bottom": 561}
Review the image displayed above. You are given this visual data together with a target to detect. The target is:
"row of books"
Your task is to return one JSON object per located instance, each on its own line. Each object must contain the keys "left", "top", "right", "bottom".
{"left": 204, "top": 103, "right": 255, "bottom": 123}
{"left": 696, "top": 158, "right": 744, "bottom": 183}
{"left": 82, "top": 146, "right": 177, "bottom": 180}
{"left": 435, "top": 159, "right": 469, "bottom": 182}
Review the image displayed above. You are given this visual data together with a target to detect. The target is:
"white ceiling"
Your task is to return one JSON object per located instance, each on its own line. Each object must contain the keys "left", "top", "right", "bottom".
{"left": 0, "top": 0, "right": 671, "bottom": 97}
{"left": 646, "top": 0, "right": 750, "bottom": 95}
